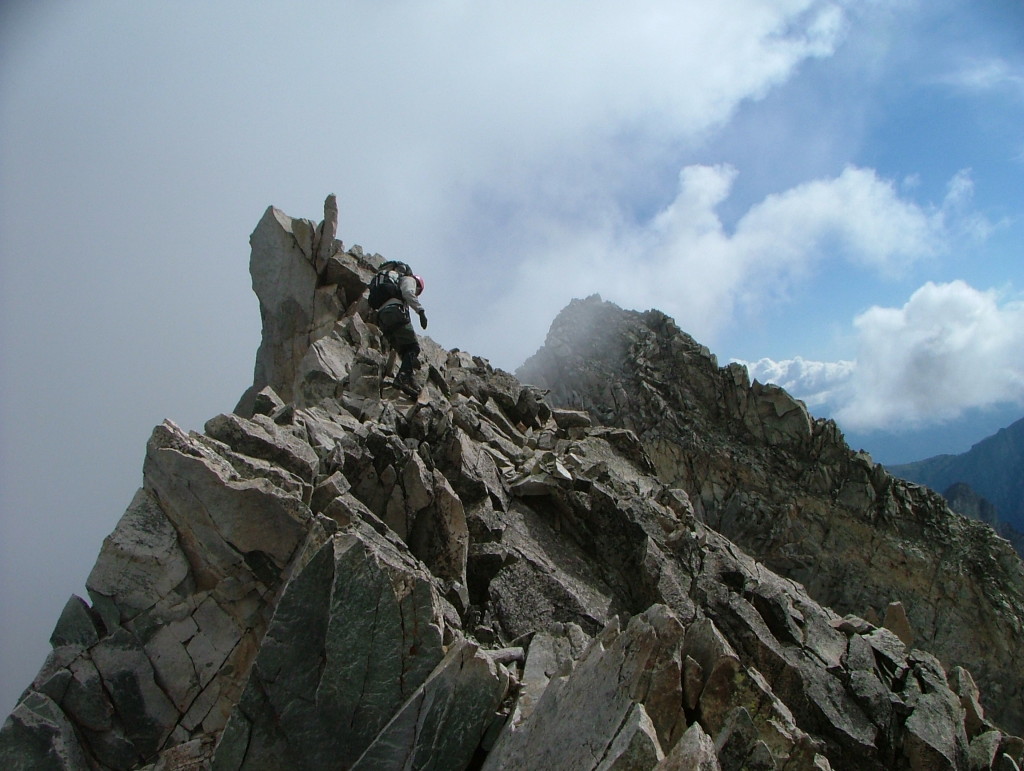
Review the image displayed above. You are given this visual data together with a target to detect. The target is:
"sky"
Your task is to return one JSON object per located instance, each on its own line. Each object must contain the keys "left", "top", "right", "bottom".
{"left": 2, "top": 0, "right": 1022, "bottom": 715}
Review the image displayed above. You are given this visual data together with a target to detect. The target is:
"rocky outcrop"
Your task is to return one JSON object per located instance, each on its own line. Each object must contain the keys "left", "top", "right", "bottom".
{"left": 517, "top": 295, "right": 1024, "bottom": 736}
{"left": 244, "top": 193, "right": 373, "bottom": 407}
{"left": 4, "top": 201, "right": 1022, "bottom": 770}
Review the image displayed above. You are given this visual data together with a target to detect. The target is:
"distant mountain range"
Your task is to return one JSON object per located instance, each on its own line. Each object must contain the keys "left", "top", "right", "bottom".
{"left": 888, "top": 416, "right": 1024, "bottom": 554}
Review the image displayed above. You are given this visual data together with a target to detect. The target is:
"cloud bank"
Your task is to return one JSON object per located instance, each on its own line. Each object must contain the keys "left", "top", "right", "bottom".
{"left": 743, "top": 280, "right": 1024, "bottom": 431}
{"left": 476, "top": 162, "right": 962, "bottom": 368}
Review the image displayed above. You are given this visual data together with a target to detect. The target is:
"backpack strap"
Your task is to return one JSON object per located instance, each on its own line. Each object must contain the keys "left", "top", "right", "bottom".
{"left": 379, "top": 260, "right": 411, "bottom": 277}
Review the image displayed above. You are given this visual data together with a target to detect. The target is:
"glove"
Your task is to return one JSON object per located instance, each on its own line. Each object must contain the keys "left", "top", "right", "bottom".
{"left": 418, "top": 310, "right": 428, "bottom": 329}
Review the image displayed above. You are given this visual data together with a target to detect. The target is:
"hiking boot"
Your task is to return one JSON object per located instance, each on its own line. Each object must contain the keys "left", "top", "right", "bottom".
{"left": 393, "top": 374, "right": 419, "bottom": 396}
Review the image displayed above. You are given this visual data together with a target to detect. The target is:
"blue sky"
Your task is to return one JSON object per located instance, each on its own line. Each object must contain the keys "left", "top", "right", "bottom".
{"left": 1, "top": 0, "right": 1022, "bottom": 714}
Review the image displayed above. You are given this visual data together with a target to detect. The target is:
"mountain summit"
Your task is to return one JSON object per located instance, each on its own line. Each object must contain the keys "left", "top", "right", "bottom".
{"left": 2, "top": 198, "right": 1022, "bottom": 770}
{"left": 517, "top": 296, "right": 1024, "bottom": 735}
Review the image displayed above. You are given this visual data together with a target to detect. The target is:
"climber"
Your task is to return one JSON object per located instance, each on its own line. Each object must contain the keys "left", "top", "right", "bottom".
{"left": 367, "top": 260, "right": 428, "bottom": 395}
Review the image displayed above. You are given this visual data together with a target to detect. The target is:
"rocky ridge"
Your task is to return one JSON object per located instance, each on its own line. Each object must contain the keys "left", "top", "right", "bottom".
{"left": 517, "top": 295, "right": 1024, "bottom": 736}
{"left": 2, "top": 199, "right": 1021, "bottom": 770}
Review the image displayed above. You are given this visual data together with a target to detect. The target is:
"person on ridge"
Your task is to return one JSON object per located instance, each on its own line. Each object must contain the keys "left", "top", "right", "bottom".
{"left": 368, "top": 260, "right": 427, "bottom": 395}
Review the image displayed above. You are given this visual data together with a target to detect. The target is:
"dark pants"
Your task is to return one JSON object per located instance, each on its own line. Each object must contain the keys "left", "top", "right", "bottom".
{"left": 378, "top": 304, "right": 420, "bottom": 379}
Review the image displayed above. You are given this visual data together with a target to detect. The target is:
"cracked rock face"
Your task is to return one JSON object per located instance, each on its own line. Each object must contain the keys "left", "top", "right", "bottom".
{"left": 3, "top": 201, "right": 1023, "bottom": 771}
{"left": 517, "top": 294, "right": 1024, "bottom": 738}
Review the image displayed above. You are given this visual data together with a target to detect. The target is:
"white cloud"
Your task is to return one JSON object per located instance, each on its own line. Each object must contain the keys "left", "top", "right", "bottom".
{"left": 733, "top": 165, "right": 945, "bottom": 274}
{"left": 329, "top": 1, "right": 852, "bottom": 245}
{"left": 739, "top": 356, "right": 855, "bottom": 408}
{"left": 635, "top": 163, "right": 942, "bottom": 318}
{"left": 349, "top": 1, "right": 862, "bottom": 366}
{"left": 837, "top": 281, "right": 1024, "bottom": 428}
{"left": 742, "top": 281, "right": 1024, "bottom": 431}
{"left": 470, "top": 162, "right": 958, "bottom": 368}
{"left": 938, "top": 169, "right": 998, "bottom": 242}
{"left": 942, "top": 57, "right": 1024, "bottom": 96}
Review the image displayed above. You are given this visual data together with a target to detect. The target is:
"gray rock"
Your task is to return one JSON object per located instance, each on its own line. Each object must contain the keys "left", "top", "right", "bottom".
{"left": 844, "top": 633, "right": 877, "bottom": 673}
{"left": 951, "top": 666, "right": 988, "bottom": 740}
{"left": 294, "top": 330, "right": 358, "bottom": 406}
{"left": 496, "top": 627, "right": 580, "bottom": 724}
{"left": 196, "top": 433, "right": 307, "bottom": 499}
{"left": 408, "top": 469, "right": 469, "bottom": 586}
{"left": 714, "top": 706, "right": 758, "bottom": 767}
{"left": 138, "top": 735, "right": 216, "bottom": 771}
{"left": 310, "top": 470, "right": 352, "bottom": 516}
{"left": 685, "top": 611, "right": 815, "bottom": 766}
{"left": 247, "top": 198, "right": 382, "bottom": 406}
{"left": 969, "top": 731, "right": 1002, "bottom": 771}
{"left": 351, "top": 640, "right": 509, "bottom": 770}
{"left": 183, "top": 596, "right": 241, "bottom": 695}
{"left": 296, "top": 402, "right": 361, "bottom": 457}
{"left": 865, "top": 626, "right": 908, "bottom": 680}
{"left": 144, "top": 615, "right": 202, "bottom": 714}
{"left": 509, "top": 471, "right": 563, "bottom": 497}
{"left": 441, "top": 423, "right": 509, "bottom": 509}
{"left": 144, "top": 420, "right": 312, "bottom": 582}
{"left": 1000, "top": 735, "right": 1024, "bottom": 766}
{"left": 212, "top": 526, "right": 447, "bottom": 769}
{"left": 682, "top": 655, "right": 705, "bottom": 711}
{"left": 49, "top": 595, "right": 102, "bottom": 649}
{"left": 482, "top": 397, "right": 528, "bottom": 447}
{"left": 551, "top": 408, "right": 593, "bottom": 429}
{"left": 248, "top": 205, "right": 321, "bottom": 403}
{"left": 883, "top": 601, "right": 915, "bottom": 647}
{"left": 90, "top": 627, "right": 178, "bottom": 759}
{"left": 204, "top": 412, "right": 319, "bottom": 483}
{"left": 657, "top": 721, "right": 721, "bottom": 770}
{"left": 595, "top": 703, "right": 665, "bottom": 770}
{"left": 833, "top": 615, "right": 875, "bottom": 636}
{"left": 483, "top": 605, "right": 684, "bottom": 771}
{"left": 85, "top": 487, "right": 190, "bottom": 627}
{"left": 750, "top": 380, "right": 812, "bottom": 448}
{"left": 486, "top": 498, "right": 619, "bottom": 639}
{"left": 0, "top": 691, "right": 91, "bottom": 770}
{"left": 313, "top": 192, "right": 339, "bottom": 268}
{"left": 996, "top": 755, "right": 1022, "bottom": 771}
{"left": 249, "top": 385, "right": 285, "bottom": 417}
{"left": 61, "top": 656, "right": 112, "bottom": 734}
{"left": 903, "top": 690, "right": 969, "bottom": 770}
{"left": 518, "top": 294, "right": 1024, "bottom": 735}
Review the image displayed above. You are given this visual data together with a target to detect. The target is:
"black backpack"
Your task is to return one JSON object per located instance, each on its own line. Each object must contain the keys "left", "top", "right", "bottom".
{"left": 367, "top": 261, "right": 411, "bottom": 310}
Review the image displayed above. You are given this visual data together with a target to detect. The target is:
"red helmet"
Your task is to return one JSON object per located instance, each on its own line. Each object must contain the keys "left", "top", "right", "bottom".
{"left": 413, "top": 275, "right": 425, "bottom": 295}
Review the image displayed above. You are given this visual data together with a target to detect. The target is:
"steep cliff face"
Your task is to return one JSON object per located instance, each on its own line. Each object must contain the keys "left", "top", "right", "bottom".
{"left": 3, "top": 202, "right": 1022, "bottom": 770}
{"left": 517, "top": 295, "right": 1024, "bottom": 736}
